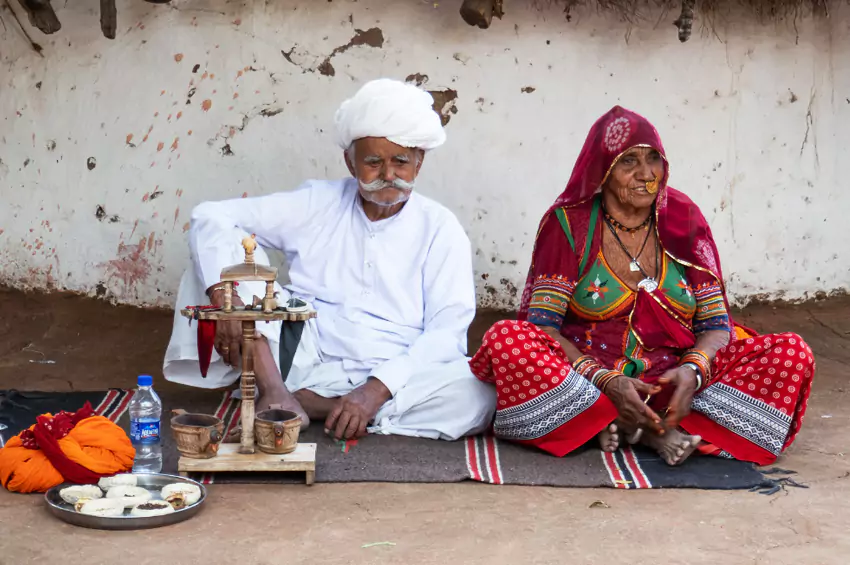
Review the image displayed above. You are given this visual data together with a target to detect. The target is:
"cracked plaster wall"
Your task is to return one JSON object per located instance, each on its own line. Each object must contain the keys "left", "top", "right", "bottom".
{"left": 0, "top": 0, "right": 848, "bottom": 309}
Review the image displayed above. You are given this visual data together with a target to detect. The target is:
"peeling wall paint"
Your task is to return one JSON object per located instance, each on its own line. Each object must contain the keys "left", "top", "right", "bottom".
{"left": 0, "top": 0, "right": 848, "bottom": 310}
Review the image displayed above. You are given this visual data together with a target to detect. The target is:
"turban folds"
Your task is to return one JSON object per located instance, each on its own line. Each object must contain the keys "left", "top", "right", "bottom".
{"left": 0, "top": 403, "right": 135, "bottom": 493}
{"left": 334, "top": 78, "right": 446, "bottom": 151}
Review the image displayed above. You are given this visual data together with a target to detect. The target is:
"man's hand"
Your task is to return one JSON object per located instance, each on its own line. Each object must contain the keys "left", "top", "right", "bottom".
{"left": 604, "top": 377, "right": 664, "bottom": 435}
{"left": 657, "top": 365, "right": 699, "bottom": 431}
{"left": 208, "top": 285, "right": 244, "bottom": 367}
{"left": 324, "top": 378, "right": 392, "bottom": 440}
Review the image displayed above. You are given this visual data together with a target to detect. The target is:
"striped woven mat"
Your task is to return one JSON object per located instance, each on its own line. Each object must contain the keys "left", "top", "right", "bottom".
{"left": 1, "top": 389, "right": 773, "bottom": 490}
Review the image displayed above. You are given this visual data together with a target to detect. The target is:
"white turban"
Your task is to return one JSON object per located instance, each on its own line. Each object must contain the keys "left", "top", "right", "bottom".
{"left": 334, "top": 78, "right": 446, "bottom": 151}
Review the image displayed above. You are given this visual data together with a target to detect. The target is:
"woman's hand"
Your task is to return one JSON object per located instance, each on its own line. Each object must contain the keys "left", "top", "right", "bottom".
{"left": 604, "top": 377, "right": 664, "bottom": 434}
{"left": 657, "top": 366, "right": 699, "bottom": 431}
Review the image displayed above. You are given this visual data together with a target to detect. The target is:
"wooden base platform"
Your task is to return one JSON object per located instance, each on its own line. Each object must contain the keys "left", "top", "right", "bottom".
{"left": 177, "top": 443, "right": 317, "bottom": 485}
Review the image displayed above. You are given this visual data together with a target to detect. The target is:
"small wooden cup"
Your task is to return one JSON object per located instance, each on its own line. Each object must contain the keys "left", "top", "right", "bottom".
{"left": 254, "top": 408, "right": 301, "bottom": 454}
{"left": 170, "top": 409, "right": 224, "bottom": 459}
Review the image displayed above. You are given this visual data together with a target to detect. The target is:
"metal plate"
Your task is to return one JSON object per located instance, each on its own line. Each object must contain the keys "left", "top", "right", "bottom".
{"left": 44, "top": 473, "right": 207, "bottom": 530}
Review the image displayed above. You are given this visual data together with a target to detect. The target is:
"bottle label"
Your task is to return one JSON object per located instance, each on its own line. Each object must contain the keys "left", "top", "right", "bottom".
{"left": 130, "top": 419, "right": 160, "bottom": 444}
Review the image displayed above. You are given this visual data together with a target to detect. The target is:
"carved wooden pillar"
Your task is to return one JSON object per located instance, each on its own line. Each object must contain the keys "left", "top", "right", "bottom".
{"left": 239, "top": 321, "right": 256, "bottom": 454}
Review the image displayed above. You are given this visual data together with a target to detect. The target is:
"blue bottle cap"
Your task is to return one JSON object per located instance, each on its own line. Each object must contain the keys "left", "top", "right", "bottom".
{"left": 137, "top": 375, "right": 153, "bottom": 387}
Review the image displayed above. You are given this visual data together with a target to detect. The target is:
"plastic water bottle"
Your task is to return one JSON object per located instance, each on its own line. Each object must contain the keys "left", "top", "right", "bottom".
{"left": 129, "top": 375, "right": 162, "bottom": 473}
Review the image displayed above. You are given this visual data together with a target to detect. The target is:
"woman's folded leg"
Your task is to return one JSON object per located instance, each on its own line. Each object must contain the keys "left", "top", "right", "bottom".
{"left": 470, "top": 320, "right": 618, "bottom": 457}
{"left": 680, "top": 332, "right": 815, "bottom": 465}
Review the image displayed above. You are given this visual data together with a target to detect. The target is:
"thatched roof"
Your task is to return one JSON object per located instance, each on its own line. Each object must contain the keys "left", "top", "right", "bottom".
{"left": 461, "top": 0, "right": 833, "bottom": 41}
{"left": 4, "top": 0, "right": 833, "bottom": 53}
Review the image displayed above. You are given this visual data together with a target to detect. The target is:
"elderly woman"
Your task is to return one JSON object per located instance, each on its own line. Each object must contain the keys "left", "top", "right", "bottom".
{"left": 470, "top": 107, "right": 814, "bottom": 466}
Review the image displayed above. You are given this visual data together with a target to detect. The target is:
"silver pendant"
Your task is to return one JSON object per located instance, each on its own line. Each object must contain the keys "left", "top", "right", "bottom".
{"left": 637, "top": 278, "right": 658, "bottom": 292}
{"left": 629, "top": 260, "right": 641, "bottom": 272}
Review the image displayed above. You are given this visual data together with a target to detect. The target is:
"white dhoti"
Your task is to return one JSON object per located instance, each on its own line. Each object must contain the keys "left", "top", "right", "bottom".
{"left": 163, "top": 261, "right": 496, "bottom": 441}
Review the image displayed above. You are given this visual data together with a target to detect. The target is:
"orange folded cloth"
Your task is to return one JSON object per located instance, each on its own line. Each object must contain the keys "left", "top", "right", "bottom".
{"left": 0, "top": 403, "right": 135, "bottom": 493}
{"left": 734, "top": 324, "right": 758, "bottom": 341}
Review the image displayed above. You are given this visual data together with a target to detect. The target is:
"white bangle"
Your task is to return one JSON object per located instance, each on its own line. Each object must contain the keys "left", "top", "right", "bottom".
{"left": 682, "top": 362, "right": 702, "bottom": 389}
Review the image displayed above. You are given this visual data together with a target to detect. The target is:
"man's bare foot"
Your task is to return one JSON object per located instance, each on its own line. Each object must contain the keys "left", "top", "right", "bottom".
{"left": 641, "top": 428, "right": 702, "bottom": 466}
{"left": 256, "top": 386, "right": 310, "bottom": 431}
{"left": 598, "top": 423, "right": 620, "bottom": 452}
{"left": 223, "top": 389, "right": 310, "bottom": 442}
{"left": 293, "top": 389, "right": 338, "bottom": 420}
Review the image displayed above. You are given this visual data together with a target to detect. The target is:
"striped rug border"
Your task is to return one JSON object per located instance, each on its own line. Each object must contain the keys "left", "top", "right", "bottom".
{"left": 94, "top": 389, "right": 135, "bottom": 423}
{"left": 465, "top": 435, "right": 504, "bottom": 485}
{"left": 602, "top": 447, "right": 653, "bottom": 489}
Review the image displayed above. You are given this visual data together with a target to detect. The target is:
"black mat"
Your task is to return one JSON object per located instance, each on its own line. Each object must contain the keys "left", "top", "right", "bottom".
{"left": 1, "top": 389, "right": 776, "bottom": 490}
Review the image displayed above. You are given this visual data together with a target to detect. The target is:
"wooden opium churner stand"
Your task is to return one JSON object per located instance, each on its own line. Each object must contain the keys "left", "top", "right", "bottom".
{"left": 177, "top": 235, "right": 318, "bottom": 484}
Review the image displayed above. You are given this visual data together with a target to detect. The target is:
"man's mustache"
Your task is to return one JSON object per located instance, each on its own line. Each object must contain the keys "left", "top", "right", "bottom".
{"left": 359, "top": 177, "right": 416, "bottom": 192}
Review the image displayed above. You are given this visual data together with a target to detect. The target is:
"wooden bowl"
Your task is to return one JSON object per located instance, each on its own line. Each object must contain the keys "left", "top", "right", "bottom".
{"left": 170, "top": 409, "right": 224, "bottom": 459}
{"left": 254, "top": 409, "right": 301, "bottom": 454}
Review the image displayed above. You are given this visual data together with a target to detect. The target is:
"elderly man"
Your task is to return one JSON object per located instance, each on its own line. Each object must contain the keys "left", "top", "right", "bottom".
{"left": 163, "top": 79, "right": 495, "bottom": 441}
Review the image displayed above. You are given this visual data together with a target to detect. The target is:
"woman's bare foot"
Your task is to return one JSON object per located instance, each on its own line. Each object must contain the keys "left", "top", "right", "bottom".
{"left": 598, "top": 423, "right": 620, "bottom": 452}
{"left": 641, "top": 428, "right": 701, "bottom": 466}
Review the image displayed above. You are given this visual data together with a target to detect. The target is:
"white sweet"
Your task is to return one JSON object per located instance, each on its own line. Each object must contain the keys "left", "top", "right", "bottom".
{"left": 77, "top": 498, "right": 126, "bottom": 517}
{"left": 98, "top": 474, "right": 138, "bottom": 490}
{"left": 59, "top": 485, "right": 103, "bottom": 504}
{"left": 105, "top": 486, "right": 152, "bottom": 508}
{"left": 160, "top": 483, "right": 201, "bottom": 506}
{"left": 130, "top": 501, "right": 175, "bottom": 517}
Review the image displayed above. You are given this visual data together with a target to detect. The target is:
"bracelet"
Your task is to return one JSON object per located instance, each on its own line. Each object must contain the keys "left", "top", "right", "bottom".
{"left": 596, "top": 370, "right": 625, "bottom": 393}
{"left": 207, "top": 281, "right": 240, "bottom": 298}
{"left": 573, "top": 355, "right": 600, "bottom": 378}
{"left": 678, "top": 349, "right": 712, "bottom": 388}
{"left": 681, "top": 362, "right": 703, "bottom": 390}
{"left": 572, "top": 355, "right": 626, "bottom": 393}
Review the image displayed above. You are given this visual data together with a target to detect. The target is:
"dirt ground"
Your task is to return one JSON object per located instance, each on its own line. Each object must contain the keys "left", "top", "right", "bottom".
{"left": 0, "top": 287, "right": 848, "bottom": 565}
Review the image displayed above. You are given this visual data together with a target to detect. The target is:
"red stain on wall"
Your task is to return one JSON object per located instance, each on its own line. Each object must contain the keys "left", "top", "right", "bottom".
{"left": 101, "top": 239, "right": 152, "bottom": 292}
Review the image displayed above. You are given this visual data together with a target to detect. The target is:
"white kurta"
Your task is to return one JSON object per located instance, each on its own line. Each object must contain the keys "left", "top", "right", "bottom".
{"left": 163, "top": 178, "right": 495, "bottom": 440}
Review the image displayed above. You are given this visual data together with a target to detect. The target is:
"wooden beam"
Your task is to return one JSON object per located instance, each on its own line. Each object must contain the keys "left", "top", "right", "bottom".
{"left": 15, "top": 0, "right": 60, "bottom": 35}
{"left": 459, "top": 0, "right": 503, "bottom": 30}
{"left": 673, "top": 0, "right": 695, "bottom": 42}
{"left": 2, "top": 0, "right": 44, "bottom": 55}
{"left": 100, "top": 0, "right": 116, "bottom": 39}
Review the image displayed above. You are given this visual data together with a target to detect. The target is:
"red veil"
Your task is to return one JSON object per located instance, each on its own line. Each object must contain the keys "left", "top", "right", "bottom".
{"left": 518, "top": 106, "right": 732, "bottom": 348}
